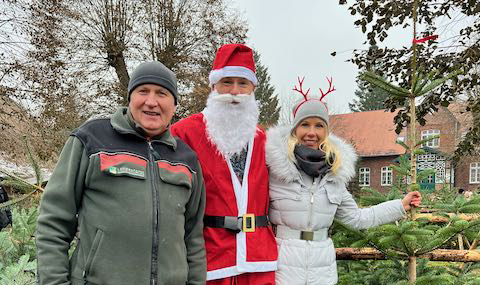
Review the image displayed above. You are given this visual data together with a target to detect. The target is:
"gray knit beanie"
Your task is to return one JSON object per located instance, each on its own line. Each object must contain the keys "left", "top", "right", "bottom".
{"left": 292, "top": 98, "right": 329, "bottom": 131}
{"left": 128, "top": 61, "right": 178, "bottom": 105}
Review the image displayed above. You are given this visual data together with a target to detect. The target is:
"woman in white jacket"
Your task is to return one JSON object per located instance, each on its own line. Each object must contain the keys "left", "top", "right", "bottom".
{"left": 265, "top": 87, "right": 421, "bottom": 285}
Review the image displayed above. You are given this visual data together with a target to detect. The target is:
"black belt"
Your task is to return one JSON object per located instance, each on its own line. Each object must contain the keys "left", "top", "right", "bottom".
{"left": 204, "top": 214, "right": 269, "bottom": 233}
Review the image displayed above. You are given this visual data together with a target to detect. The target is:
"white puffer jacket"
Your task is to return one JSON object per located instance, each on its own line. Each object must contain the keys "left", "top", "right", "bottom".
{"left": 266, "top": 125, "right": 406, "bottom": 285}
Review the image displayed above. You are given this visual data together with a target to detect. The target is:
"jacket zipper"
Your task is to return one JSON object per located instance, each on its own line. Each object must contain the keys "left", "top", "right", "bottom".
{"left": 148, "top": 140, "right": 159, "bottom": 285}
{"left": 305, "top": 178, "right": 316, "bottom": 276}
{"left": 82, "top": 229, "right": 104, "bottom": 284}
{"left": 306, "top": 178, "right": 316, "bottom": 231}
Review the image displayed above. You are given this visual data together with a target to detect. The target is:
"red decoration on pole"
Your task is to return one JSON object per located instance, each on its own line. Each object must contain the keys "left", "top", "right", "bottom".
{"left": 413, "top": 35, "right": 439, "bottom": 44}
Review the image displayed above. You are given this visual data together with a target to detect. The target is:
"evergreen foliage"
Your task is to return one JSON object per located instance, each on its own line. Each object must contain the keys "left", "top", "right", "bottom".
{"left": 253, "top": 50, "right": 280, "bottom": 127}
{"left": 337, "top": 259, "right": 460, "bottom": 285}
{"left": 0, "top": 207, "right": 38, "bottom": 264}
{"left": 349, "top": 74, "right": 390, "bottom": 112}
{"left": 338, "top": 259, "right": 480, "bottom": 285}
{"left": 0, "top": 207, "right": 38, "bottom": 285}
{"left": 0, "top": 138, "right": 45, "bottom": 210}
{"left": 0, "top": 142, "right": 44, "bottom": 284}
{"left": 334, "top": 133, "right": 480, "bottom": 283}
{"left": 348, "top": 1, "right": 467, "bottom": 281}
{"left": 334, "top": 212, "right": 480, "bottom": 284}
{"left": 0, "top": 254, "right": 36, "bottom": 285}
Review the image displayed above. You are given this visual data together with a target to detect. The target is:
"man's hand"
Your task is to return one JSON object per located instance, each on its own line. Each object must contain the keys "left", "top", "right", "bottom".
{"left": 402, "top": 191, "right": 422, "bottom": 211}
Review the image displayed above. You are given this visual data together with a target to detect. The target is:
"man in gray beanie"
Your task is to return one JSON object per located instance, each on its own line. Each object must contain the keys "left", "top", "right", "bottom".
{"left": 127, "top": 61, "right": 178, "bottom": 105}
{"left": 36, "top": 61, "right": 207, "bottom": 285}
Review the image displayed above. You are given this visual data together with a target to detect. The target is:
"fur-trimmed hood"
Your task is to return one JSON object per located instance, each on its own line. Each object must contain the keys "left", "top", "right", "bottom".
{"left": 265, "top": 125, "right": 358, "bottom": 185}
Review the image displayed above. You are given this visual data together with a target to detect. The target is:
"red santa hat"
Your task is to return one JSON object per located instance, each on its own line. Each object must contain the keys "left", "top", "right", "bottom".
{"left": 209, "top": 44, "right": 258, "bottom": 86}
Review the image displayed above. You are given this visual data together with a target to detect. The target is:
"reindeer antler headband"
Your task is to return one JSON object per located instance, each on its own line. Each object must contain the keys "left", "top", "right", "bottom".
{"left": 292, "top": 76, "right": 336, "bottom": 117}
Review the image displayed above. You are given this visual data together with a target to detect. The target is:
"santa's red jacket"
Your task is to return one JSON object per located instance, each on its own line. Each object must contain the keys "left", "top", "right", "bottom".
{"left": 171, "top": 113, "right": 278, "bottom": 281}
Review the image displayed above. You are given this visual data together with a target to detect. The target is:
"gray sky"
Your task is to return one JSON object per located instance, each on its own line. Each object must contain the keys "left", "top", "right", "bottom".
{"left": 230, "top": 1, "right": 471, "bottom": 115}
{"left": 230, "top": 0, "right": 412, "bottom": 114}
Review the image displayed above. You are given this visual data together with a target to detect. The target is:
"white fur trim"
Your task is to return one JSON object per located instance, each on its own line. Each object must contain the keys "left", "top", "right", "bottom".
{"left": 206, "top": 137, "right": 278, "bottom": 281}
{"left": 265, "top": 125, "right": 358, "bottom": 185}
{"left": 209, "top": 66, "right": 258, "bottom": 86}
{"left": 207, "top": 266, "right": 241, "bottom": 281}
{"left": 226, "top": 137, "right": 253, "bottom": 215}
{"left": 206, "top": 260, "right": 278, "bottom": 281}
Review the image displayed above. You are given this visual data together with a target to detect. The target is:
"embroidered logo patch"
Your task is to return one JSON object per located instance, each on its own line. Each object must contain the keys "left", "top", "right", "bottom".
{"left": 100, "top": 153, "right": 147, "bottom": 180}
{"left": 108, "top": 165, "right": 145, "bottom": 178}
{"left": 108, "top": 166, "right": 118, "bottom": 174}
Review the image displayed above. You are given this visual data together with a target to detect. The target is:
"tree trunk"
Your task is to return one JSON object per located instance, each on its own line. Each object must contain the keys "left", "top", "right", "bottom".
{"left": 408, "top": 1, "right": 419, "bottom": 283}
{"left": 336, "top": 248, "right": 480, "bottom": 262}
{"left": 459, "top": 234, "right": 465, "bottom": 270}
{"left": 110, "top": 54, "right": 130, "bottom": 105}
{"left": 414, "top": 213, "right": 480, "bottom": 223}
{"left": 408, "top": 256, "right": 416, "bottom": 284}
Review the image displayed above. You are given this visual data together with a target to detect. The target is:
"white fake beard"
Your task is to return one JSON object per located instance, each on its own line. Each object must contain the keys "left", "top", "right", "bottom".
{"left": 202, "top": 90, "right": 260, "bottom": 158}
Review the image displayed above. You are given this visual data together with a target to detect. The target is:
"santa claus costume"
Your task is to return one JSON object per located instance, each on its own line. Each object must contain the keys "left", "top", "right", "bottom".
{"left": 171, "top": 44, "right": 278, "bottom": 284}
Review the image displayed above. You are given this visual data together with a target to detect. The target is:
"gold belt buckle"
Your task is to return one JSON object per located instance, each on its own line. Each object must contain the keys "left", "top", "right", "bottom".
{"left": 242, "top": 213, "right": 255, "bottom": 232}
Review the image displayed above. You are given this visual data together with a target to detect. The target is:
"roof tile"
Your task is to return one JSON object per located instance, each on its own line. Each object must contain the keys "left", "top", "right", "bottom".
{"left": 330, "top": 109, "right": 405, "bottom": 157}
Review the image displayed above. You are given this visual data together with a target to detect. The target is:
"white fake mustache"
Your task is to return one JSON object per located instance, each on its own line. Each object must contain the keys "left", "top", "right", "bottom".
{"left": 210, "top": 92, "right": 253, "bottom": 104}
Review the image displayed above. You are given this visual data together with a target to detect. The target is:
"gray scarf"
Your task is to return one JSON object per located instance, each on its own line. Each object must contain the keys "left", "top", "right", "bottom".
{"left": 294, "top": 144, "right": 331, "bottom": 178}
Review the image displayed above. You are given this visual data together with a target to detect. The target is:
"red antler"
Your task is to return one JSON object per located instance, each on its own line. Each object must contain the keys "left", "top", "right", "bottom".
{"left": 319, "top": 77, "right": 335, "bottom": 101}
{"left": 293, "top": 76, "right": 310, "bottom": 100}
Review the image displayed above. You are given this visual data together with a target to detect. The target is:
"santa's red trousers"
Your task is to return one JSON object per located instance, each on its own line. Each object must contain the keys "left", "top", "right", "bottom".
{"left": 206, "top": 271, "right": 275, "bottom": 285}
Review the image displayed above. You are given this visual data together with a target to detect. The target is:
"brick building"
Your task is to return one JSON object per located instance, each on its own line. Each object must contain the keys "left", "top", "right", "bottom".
{"left": 330, "top": 105, "right": 480, "bottom": 193}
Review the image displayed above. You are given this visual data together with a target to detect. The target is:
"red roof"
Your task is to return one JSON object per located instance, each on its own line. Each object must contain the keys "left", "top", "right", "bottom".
{"left": 330, "top": 109, "right": 406, "bottom": 157}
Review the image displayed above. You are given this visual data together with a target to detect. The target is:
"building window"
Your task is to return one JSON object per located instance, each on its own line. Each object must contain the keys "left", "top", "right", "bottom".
{"left": 470, "top": 163, "right": 480, "bottom": 184}
{"left": 359, "top": 167, "right": 370, "bottom": 186}
{"left": 381, "top": 166, "right": 393, "bottom": 186}
{"left": 421, "top": 130, "right": 440, "bottom": 148}
{"left": 420, "top": 175, "right": 435, "bottom": 184}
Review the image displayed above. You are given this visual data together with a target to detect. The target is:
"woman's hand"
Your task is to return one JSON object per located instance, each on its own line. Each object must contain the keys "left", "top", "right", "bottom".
{"left": 402, "top": 191, "right": 422, "bottom": 211}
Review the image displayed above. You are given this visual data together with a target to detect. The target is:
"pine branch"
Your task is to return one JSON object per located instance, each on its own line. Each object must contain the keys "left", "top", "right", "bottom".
{"left": 414, "top": 135, "right": 440, "bottom": 148}
{"left": 417, "top": 69, "right": 463, "bottom": 96}
{"left": 396, "top": 140, "right": 410, "bottom": 151}
{"left": 361, "top": 71, "right": 410, "bottom": 98}
{"left": 0, "top": 188, "right": 38, "bottom": 209}
{"left": 417, "top": 219, "right": 480, "bottom": 255}
{"left": 416, "top": 169, "right": 436, "bottom": 182}
{"left": 22, "top": 136, "right": 43, "bottom": 186}
{"left": 412, "top": 70, "right": 436, "bottom": 94}
{"left": 0, "top": 170, "right": 44, "bottom": 192}
{"left": 1, "top": 179, "right": 35, "bottom": 194}
{"left": 334, "top": 221, "right": 396, "bottom": 256}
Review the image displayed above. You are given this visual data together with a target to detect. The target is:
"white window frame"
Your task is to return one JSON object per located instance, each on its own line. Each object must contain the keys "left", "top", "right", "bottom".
{"left": 421, "top": 130, "right": 440, "bottom": 148}
{"left": 381, "top": 166, "right": 393, "bottom": 186}
{"left": 359, "top": 167, "right": 370, "bottom": 186}
{"left": 470, "top": 162, "right": 480, "bottom": 184}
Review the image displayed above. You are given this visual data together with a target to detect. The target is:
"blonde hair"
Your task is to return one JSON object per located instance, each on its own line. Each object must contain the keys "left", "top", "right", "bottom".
{"left": 287, "top": 126, "right": 341, "bottom": 175}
